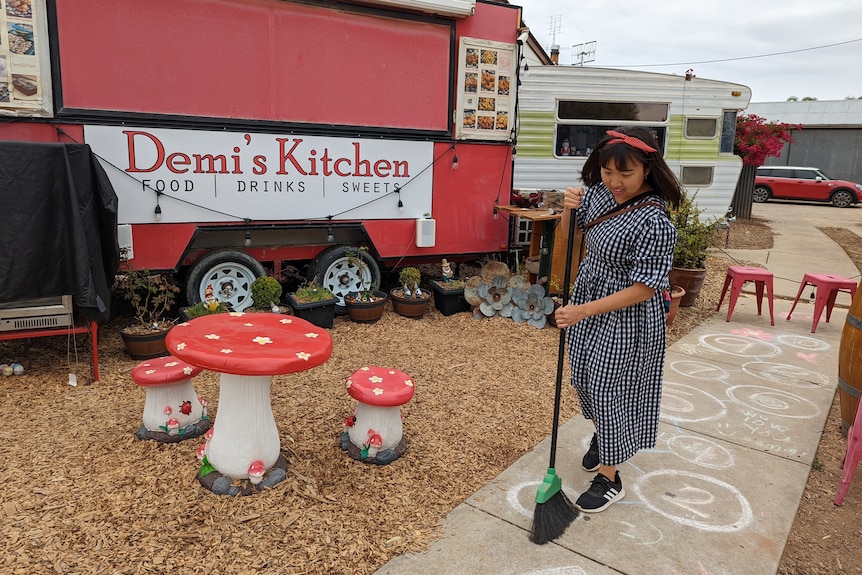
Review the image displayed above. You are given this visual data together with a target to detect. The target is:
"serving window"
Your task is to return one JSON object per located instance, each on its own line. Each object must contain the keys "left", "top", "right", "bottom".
{"left": 554, "top": 100, "right": 670, "bottom": 158}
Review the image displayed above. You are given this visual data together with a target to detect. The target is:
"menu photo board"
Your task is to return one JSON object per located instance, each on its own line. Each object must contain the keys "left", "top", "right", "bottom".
{"left": 455, "top": 37, "right": 515, "bottom": 142}
{"left": 0, "top": 0, "right": 52, "bottom": 117}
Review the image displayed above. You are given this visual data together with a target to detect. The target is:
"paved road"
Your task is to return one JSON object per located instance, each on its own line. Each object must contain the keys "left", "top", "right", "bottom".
{"left": 748, "top": 198, "right": 862, "bottom": 230}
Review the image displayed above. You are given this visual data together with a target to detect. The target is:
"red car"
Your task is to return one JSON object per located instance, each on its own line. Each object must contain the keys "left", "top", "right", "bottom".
{"left": 754, "top": 166, "right": 862, "bottom": 208}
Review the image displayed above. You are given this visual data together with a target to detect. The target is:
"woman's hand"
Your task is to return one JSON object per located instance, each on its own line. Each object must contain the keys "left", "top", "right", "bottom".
{"left": 564, "top": 186, "right": 584, "bottom": 210}
{"left": 554, "top": 303, "right": 589, "bottom": 329}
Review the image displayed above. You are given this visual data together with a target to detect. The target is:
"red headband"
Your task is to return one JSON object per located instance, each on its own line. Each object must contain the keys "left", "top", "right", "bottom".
{"left": 605, "top": 130, "right": 657, "bottom": 153}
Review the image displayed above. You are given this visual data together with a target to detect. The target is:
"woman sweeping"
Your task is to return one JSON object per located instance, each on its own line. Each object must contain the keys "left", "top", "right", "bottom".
{"left": 554, "top": 126, "right": 683, "bottom": 513}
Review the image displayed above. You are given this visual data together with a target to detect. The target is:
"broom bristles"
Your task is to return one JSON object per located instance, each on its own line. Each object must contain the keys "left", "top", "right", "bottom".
{"left": 529, "top": 489, "right": 578, "bottom": 545}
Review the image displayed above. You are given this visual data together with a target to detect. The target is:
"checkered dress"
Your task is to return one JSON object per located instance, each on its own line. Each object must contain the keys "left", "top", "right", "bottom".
{"left": 566, "top": 183, "right": 677, "bottom": 466}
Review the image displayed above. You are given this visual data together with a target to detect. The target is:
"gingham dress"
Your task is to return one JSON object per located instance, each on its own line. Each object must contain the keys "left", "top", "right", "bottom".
{"left": 566, "top": 183, "right": 677, "bottom": 466}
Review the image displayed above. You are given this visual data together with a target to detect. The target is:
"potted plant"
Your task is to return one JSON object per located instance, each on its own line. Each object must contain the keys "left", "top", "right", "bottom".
{"left": 390, "top": 266, "right": 431, "bottom": 318}
{"left": 178, "top": 299, "right": 232, "bottom": 322}
{"left": 113, "top": 269, "right": 180, "bottom": 359}
{"left": 430, "top": 277, "right": 471, "bottom": 316}
{"left": 669, "top": 192, "right": 722, "bottom": 307}
{"left": 247, "top": 275, "right": 289, "bottom": 313}
{"left": 343, "top": 247, "right": 388, "bottom": 323}
{"left": 666, "top": 284, "right": 686, "bottom": 326}
{"left": 285, "top": 281, "right": 338, "bottom": 328}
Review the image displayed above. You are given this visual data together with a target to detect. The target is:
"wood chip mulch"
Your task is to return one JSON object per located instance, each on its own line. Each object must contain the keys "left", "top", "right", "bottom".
{"left": 1, "top": 215, "right": 855, "bottom": 575}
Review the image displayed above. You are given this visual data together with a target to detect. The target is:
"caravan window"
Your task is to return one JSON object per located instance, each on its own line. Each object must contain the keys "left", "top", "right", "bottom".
{"left": 719, "top": 110, "right": 738, "bottom": 154}
{"left": 555, "top": 100, "right": 669, "bottom": 158}
{"left": 685, "top": 118, "right": 718, "bottom": 139}
{"left": 680, "top": 166, "right": 714, "bottom": 187}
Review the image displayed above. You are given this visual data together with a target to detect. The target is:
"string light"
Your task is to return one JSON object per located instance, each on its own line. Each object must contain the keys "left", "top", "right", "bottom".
{"left": 244, "top": 228, "right": 252, "bottom": 247}
{"left": 327, "top": 216, "right": 334, "bottom": 243}
{"left": 452, "top": 153, "right": 459, "bottom": 170}
{"left": 154, "top": 193, "right": 162, "bottom": 221}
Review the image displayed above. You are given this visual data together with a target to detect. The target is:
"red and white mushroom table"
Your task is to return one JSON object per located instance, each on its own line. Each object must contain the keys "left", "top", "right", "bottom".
{"left": 131, "top": 355, "right": 211, "bottom": 443}
{"left": 341, "top": 366, "right": 415, "bottom": 464}
{"left": 166, "top": 312, "right": 332, "bottom": 495}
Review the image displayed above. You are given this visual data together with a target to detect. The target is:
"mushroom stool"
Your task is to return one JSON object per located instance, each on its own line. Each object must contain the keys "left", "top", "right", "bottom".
{"left": 341, "top": 366, "right": 415, "bottom": 464}
{"left": 715, "top": 266, "right": 775, "bottom": 325}
{"left": 167, "top": 312, "right": 333, "bottom": 496}
{"left": 132, "top": 356, "right": 211, "bottom": 443}
{"left": 786, "top": 273, "right": 858, "bottom": 333}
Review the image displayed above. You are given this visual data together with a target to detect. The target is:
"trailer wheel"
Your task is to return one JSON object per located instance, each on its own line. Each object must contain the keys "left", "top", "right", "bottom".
{"left": 309, "top": 246, "right": 381, "bottom": 311}
{"left": 186, "top": 250, "right": 267, "bottom": 311}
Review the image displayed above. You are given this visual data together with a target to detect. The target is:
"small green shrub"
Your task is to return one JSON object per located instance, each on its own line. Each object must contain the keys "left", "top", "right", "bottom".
{"left": 184, "top": 300, "right": 230, "bottom": 318}
{"left": 291, "top": 283, "right": 336, "bottom": 304}
{"left": 671, "top": 192, "right": 723, "bottom": 269}
{"left": 398, "top": 267, "right": 422, "bottom": 292}
{"left": 251, "top": 276, "right": 283, "bottom": 309}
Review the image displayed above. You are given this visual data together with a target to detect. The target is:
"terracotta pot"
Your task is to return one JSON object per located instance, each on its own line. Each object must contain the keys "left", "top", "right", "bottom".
{"left": 669, "top": 267, "right": 707, "bottom": 307}
{"left": 344, "top": 291, "right": 388, "bottom": 323}
{"left": 666, "top": 285, "right": 686, "bottom": 326}
{"left": 389, "top": 289, "right": 431, "bottom": 318}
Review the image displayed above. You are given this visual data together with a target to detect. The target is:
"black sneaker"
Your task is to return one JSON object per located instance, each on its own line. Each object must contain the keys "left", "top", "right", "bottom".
{"left": 582, "top": 434, "right": 599, "bottom": 472}
{"left": 576, "top": 472, "right": 625, "bottom": 513}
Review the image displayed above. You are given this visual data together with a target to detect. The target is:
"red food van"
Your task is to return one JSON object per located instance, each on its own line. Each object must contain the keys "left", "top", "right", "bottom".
{"left": 1, "top": 0, "right": 523, "bottom": 311}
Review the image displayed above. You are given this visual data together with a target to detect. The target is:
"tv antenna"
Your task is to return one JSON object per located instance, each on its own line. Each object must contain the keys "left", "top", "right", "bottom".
{"left": 572, "top": 41, "right": 597, "bottom": 66}
{"left": 548, "top": 14, "right": 562, "bottom": 46}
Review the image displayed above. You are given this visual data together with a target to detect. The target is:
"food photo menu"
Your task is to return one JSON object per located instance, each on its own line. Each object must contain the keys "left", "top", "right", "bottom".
{"left": 456, "top": 37, "right": 516, "bottom": 141}
{"left": 0, "top": 0, "right": 51, "bottom": 115}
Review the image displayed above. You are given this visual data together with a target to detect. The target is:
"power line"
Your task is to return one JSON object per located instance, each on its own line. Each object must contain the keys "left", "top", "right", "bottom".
{"left": 603, "top": 37, "right": 862, "bottom": 68}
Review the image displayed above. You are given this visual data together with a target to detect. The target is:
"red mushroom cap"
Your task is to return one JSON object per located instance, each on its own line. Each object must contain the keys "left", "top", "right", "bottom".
{"left": 132, "top": 356, "right": 203, "bottom": 386}
{"left": 165, "top": 313, "right": 333, "bottom": 376}
{"left": 346, "top": 366, "right": 415, "bottom": 406}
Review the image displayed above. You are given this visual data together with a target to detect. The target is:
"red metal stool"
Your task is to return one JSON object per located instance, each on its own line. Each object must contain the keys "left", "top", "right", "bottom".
{"left": 786, "top": 273, "right": 858, "bottom": 333}
{"left": 835, "top": 399, "right": 862, "bottom": 506}
{"left": 715, "top": 266, "right": 775, "bottom": 325}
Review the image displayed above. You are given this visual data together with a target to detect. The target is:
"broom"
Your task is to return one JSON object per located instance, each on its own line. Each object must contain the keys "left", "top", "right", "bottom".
{"left": 529, "top": 208, "right": 580, "bottom": 545}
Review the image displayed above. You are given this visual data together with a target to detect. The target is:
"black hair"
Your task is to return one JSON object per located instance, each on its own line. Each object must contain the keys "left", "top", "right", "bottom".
{"left": 581, "top": 126, "right": 683, "bottom": 210}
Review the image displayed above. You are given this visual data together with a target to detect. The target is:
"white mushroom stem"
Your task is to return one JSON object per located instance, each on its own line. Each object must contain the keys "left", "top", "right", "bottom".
{"left": 347, "top": 403, "right": 403, "bottom": 450}
{"left": 141, "top": 378, "right": 204, "bottom": 431}
{"left": 205, "top": 374, "right": 280, "bottom": 479}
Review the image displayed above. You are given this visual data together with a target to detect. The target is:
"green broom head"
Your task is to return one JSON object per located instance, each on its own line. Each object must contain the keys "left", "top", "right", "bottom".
{"left": 529, "top": 468, "right": 578, "bottom": 545}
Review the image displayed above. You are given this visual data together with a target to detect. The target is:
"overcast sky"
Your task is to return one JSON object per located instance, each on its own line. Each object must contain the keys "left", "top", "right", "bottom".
{"left": 519, "top": 0, "right": 862, "bottom": 103}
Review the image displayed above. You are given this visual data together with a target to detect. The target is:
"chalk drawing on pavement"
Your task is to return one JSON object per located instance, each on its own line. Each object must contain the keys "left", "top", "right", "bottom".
{"left": 660, "top": 382, "right": 727, "bottom": 424}
{"left": 726, "top": 385, "right": 821, "bottom": 419}
{"left": 698, "top": 334, "right": 781, "bottom": 358}
{"left": 741, "top": 361, "right": 830, "bottom": 388}
{"left": 631, "top": 470, "right": 753, "bottom": 532}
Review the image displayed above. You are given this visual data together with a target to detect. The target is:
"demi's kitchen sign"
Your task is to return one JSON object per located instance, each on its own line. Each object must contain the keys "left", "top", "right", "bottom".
{"left": 85, "top": 125, "right": 434, "bottom": 224}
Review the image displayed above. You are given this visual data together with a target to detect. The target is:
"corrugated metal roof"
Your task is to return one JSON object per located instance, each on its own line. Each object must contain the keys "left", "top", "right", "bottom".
{"left": 746, "top": 100, "right": 862, "bottom": 127}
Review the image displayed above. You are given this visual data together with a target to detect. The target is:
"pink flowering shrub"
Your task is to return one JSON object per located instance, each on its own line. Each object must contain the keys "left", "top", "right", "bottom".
{"left": 734, "top": 114, "right": 802, "bottom": 166}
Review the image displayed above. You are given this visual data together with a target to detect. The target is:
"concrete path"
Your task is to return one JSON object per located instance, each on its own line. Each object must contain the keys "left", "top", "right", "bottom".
{"left": 375, "top": 201, "right": 861, "bottom": 575}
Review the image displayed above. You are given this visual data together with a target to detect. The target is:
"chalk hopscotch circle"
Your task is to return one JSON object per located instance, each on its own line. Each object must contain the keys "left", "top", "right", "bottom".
{"left": 507, "top": 481, "right": 549, "bottom": 519}
{"left": 775, "top": 334, "right": 830, "bottom": 352}
{"left": 666, "top": 435, "right": 734, "bottom": 470}
{"left": 699, "top": 334, "right": 781, "bottom": 358}
{"left": 660, "top": 382, "right": 727, "bottom": 424}
{"left": 632, "top": 470, "right": 753, "bottom": 532}
{"left": 726, "top": 385, "right": 821, "bottom": 419}
{"left": 742, "top": 361, "right": 830, "bottom": 388}
{"left": 669, "top": 360, "right": 730, "bottom": 381}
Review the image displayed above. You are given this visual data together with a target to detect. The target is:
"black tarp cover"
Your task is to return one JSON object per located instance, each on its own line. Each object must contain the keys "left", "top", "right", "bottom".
{"left": 0, "top": 141, "right": 120, "bottom": 323}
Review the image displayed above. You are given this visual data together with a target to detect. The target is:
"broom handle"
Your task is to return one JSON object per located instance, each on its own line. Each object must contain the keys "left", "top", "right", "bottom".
{"left": 549, "top": 208, "right": 580, "bottom": 468}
